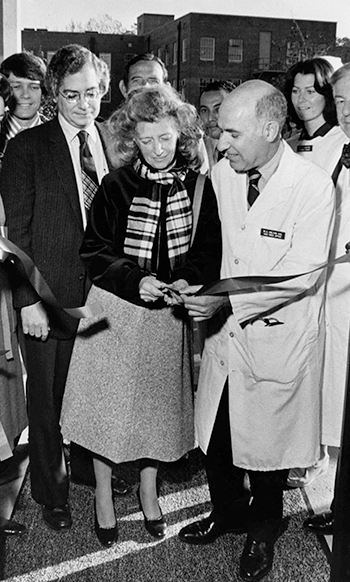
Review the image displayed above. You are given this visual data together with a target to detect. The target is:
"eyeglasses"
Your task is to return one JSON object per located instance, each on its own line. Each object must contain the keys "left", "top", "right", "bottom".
{"left": 59, "top": 88, "right": 100, "bottom": 104}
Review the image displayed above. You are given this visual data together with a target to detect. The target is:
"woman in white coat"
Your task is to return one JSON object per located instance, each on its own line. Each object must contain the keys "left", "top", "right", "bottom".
{"left": 284, "top": 57, "right": 349, "bottom": 488}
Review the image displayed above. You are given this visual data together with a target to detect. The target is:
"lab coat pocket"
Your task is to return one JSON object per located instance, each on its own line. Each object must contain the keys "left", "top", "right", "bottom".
{"left": 245, "top": 318, "right": 310, "bottom": 384}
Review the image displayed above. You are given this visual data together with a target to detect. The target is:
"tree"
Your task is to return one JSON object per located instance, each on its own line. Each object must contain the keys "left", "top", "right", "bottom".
{"left": 66, "top": 13, "right": 136, "bottom": 34}
{"left": 335, "top": 37, "right": 350, "bottom": 64}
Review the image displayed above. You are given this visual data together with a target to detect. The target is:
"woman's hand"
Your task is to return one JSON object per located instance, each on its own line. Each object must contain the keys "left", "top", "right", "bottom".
{"left": 139, "top": 276, "right": 165, "bottom": 303}
{"left": 163, "top": 279, "right": 188, "bottom": 306}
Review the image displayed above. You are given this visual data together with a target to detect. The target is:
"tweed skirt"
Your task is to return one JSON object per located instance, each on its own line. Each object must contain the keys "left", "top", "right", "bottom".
{"left": 60, "top": 285, "right": 195, "bottom": 464}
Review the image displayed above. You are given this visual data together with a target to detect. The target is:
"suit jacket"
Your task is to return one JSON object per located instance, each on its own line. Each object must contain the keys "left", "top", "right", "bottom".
{"left": 0, "top": 116, "right": 112, "bottom": 339}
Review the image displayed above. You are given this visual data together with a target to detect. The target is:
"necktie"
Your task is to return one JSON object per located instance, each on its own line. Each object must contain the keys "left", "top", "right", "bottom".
{"left": 77, "top": 130, "right": 99, "bottom": 212}
{"left": 247, "top": 168, "right": 261, "bottom": 207}
{"left": 341, "top": 142, "right": 350, "bottom": 169}
{"left": 331, "top": 142, "right": 350, "bottom": 186}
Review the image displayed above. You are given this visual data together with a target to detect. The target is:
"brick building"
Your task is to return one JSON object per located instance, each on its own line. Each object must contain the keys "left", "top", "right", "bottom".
{"left": 22, "top": 12, "right": 336, "bottom": 118}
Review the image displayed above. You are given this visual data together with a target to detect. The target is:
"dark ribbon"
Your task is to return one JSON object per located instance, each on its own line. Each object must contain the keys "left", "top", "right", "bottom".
{"left": 0, "top": 231, "right": 102, "bottom": 319}
{"left": 197, "top": 253, "right": 350, "bottom": 296}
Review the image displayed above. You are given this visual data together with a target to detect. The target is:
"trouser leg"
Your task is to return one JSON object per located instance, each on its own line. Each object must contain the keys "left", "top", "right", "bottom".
{"left": 25, "top": 335, "right": 75, "bottom": 506}
{"left": 205, "top": 380, "right": 250, "bottom": 524}
{"left": 248, "top": 468, "right": 288, "bottom": 541}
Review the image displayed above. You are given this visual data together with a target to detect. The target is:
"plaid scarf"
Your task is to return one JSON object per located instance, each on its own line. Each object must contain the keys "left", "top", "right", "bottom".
{"left": 124, "top": 158, "right": 192, "bottom": 272}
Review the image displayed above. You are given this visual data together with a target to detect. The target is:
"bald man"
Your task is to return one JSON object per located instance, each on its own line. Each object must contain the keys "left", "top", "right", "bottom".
{"left": 178, "top": 80, "right": 335, "bottom": 581}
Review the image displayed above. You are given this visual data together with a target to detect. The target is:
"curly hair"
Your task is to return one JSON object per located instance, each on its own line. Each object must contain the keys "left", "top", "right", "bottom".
{"left": 108, "top": 85, "right": 203, "bottom": 169}
{"left": 46, "top": 44, "right": 110, "bottom": 97}
{"left": 284, "top": 57, "right": 337, "bottom": 128}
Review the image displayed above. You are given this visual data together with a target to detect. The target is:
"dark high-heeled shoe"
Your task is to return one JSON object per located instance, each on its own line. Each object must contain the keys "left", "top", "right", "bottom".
{"left": 137, "top": 487, "right": 167, "bottom": 538}
{"left": 94, "top": 499, "right": 118, "bottom": 547}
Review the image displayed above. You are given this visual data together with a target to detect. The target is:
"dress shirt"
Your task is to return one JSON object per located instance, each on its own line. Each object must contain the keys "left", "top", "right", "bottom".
{"left": 58, "top": 113, "right": 109, "bottom": 228}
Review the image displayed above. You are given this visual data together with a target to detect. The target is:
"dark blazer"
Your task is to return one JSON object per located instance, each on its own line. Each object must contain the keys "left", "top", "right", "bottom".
{"left": 0, "top": 116, "right": 111, "bottom": 339}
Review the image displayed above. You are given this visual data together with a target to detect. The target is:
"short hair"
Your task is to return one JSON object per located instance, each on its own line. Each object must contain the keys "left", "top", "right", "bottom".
{"left": 330, "top": 62, "right": 350, "bottom": 87}
{"left": 200, "top": 80, "right": 236, "bottom": 97}
{"left": 284, "top": 57, "right": 337, "bottom": 128}
{"left": 46, "top": 44, "right": 110, "bottom": 97}
{"left": 255, "top": 88, "right": 288, "bottom": 133}
{"left": 0, "top": 73, "right": 11, "bottom": 102}
{"left": 108, "top": 84, "right": 203, "bottom": 169}
{"left": 123, "top": 53, "right": 168, "bottom": 89}
{"left": 0, "top": 51, "right": 46, "bottom": 93}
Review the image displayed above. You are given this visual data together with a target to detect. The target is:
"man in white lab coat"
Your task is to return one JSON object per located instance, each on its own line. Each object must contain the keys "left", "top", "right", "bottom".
{"left": 178, "top": 80, "right": 335, "bottom": 581}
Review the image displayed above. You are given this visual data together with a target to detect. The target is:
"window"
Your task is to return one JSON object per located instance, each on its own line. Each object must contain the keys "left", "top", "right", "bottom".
{"left": 165, "top": 46, "right": 170, "bottom": 67}
{"left": 200, "top": 38, "right": 215, "bottom": 61}
{"left": 182, "top": 38, "right": 188, "bottom": 62}
{"left": 228, "top": 39, "right": 243, "bottom": 63}
{"left": 173, "top": 41, "right": 178, "bottom": 65}
{"left": 99, "top": 53, "right": 111, "bottom": 103}
{"left": 124, "top": 53, "right": 137, "bottom": 63}
{"left": 286, "top": 41, "right": 302, "bottom": 66}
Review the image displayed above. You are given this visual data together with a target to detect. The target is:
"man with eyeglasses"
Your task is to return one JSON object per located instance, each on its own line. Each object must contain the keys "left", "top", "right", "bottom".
{"left": 0, "top": 52, "right": 48, "bottom": 155}
{"left": 0, "top": 44, "right": 130, "bottom": 533}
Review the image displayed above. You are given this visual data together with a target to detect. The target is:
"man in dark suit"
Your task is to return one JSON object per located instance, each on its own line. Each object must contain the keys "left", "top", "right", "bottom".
{"left": 0, "top": 44, "right": 129, "bottom": 532}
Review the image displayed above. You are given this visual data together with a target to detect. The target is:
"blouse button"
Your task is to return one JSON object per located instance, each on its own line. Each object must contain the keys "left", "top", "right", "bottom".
{"left": 234, "top": 259, "right": 239, "bottom": 265}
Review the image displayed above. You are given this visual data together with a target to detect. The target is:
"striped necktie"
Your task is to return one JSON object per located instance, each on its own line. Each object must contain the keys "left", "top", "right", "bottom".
{"left": 247, "top": 168, "right": 261, "bottom": 207}
{"left": 77, "top": 130, "right": 99, "bottom": 212}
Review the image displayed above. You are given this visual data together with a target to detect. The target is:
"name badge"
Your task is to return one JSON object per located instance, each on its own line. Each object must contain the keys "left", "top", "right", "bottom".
{"left": 297, "top": 145, "right": 313, "bottom": 152}
{"left": 260, "top": 228, "right": 285, "bottom": 240}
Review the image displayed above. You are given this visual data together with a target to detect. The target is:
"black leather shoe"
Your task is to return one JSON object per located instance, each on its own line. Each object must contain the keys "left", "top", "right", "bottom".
{"left": 303, "top": 511, "right": 334, "bottom": 535}
{"left": 137, "top": 488, "right": 167, "bottom": 538}
{"left": 42, "top": 504, "right": 72, "bottom": 532}
{"left": 94, "top": 500, "right": 118, "bottom": 547}
{"left": 239, "top": 537, "right": 274, "bottom": 581}
{"left": 0, "top": 517, "right": 26, "bottom": 536}
{"left": 178, "top": 513, "right": 247, "bottom": 545}
{"left": 71, "top": 473, "right": 132, "bottom": 497}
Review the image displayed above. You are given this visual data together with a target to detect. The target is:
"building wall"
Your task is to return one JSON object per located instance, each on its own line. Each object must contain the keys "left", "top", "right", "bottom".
{"left": 22, "top": 12, "right": 336, "bottom": 117}
{"left": 22, "top": 29, "right": 144, "bottom": 118}
{"left": 147, "top": 13, "right": 336, "bottom": 105}
{"left": 0, "top": 0, "right": 21, "bottom": 62}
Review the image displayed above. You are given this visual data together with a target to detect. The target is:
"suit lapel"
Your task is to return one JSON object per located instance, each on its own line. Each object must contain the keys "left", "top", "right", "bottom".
{"left": 48, "top": 118, "right": 84, "bottom": 230}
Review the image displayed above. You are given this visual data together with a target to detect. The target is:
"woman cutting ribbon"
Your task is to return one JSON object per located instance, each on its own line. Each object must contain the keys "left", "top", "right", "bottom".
{"left": 60, "top": 84, "right": 221, "bottom": 546}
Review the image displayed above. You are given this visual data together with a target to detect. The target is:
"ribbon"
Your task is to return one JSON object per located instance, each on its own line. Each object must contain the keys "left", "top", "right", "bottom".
{"left": 197, "top": 253, "right": 350, "bottom": 296}
{"left": 0, "top": 234, "right": 103, "bottom": 319}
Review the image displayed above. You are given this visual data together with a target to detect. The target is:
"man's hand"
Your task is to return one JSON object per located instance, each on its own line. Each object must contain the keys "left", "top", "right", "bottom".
{"left": 180, "top": 285, "right": 229, "bottom": 321}
{"left": 139, "top": 276, "right": 165, "bottom": 303}
{"left": 21, "top": 301, "right": 50, "bottom": 341}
